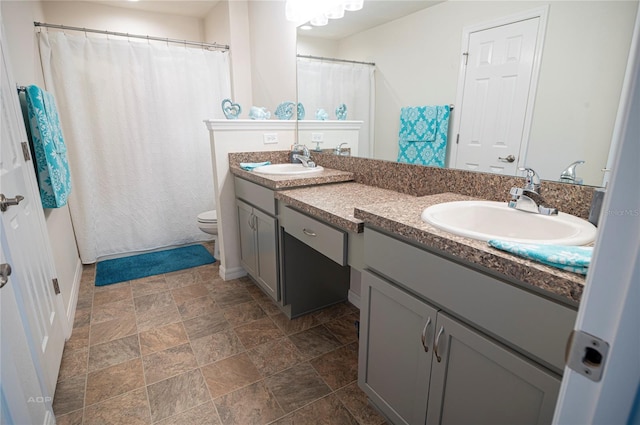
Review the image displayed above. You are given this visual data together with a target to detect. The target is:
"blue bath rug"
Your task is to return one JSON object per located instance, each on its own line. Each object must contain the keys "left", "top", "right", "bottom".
{"left": 95, "top": 244, "right": 215, "bottom": 286}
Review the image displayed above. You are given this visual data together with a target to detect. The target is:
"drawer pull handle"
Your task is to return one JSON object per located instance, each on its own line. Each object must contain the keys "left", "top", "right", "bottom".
{"left": 302, "top": 228, "right": 317, "bottom": 237}
{"left": 421, "top": 317, "right": 432, "bottom": 352}
{"left": 434, "top": 326, "right": 444, "bottom": 363}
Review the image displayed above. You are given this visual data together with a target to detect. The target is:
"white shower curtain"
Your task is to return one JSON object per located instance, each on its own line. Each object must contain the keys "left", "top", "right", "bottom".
{"left": 297, "top": 58, "right": 375, "bottom": 157}
{"left": 38, "top": 32, "right": 231, "bottom": 263}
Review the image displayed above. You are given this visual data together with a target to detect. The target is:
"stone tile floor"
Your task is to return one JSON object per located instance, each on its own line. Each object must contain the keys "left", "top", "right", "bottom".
{"left": 53, "top": 245, "right": 386, "bottom": 425}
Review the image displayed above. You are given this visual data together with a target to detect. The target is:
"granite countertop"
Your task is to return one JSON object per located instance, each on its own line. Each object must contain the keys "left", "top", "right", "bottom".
{"left": 232, "top": 162, "right": 585, "bottom": 304}
{"left": 354, "top": 193, "right": 586, "bottom": 305}
{"left": 275, "top": 183, "right": 418, "bottom": 233}
{"left": 230, "top": 164, "right": 354, "bottom": 190}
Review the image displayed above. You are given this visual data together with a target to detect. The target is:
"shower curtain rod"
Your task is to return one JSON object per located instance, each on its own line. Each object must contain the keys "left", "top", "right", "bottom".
{"left": 297, "top": 54, "right": 375, "bottom": 66}
{"left": 33, "top": 22, "right": 229, "bottom": 51}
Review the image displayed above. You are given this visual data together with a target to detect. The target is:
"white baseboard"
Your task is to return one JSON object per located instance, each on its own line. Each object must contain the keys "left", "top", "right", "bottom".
{"left": 65, "top": 258, "right": 83, "bottom": 339}
{"left": 348, "top": 289, "right": 361, "bottom": 309}
{"left": 219, "top": 265, "right": 247, "bottom": 281}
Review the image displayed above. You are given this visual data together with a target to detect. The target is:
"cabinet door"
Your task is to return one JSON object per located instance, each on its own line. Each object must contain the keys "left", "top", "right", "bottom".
{"left": 426, "top": 311, "right": 560, "bottom": 425}
{"left": 359, "top": 271, "right": 437, "bottom": 425}
{"left": 236, "top": 200, "right": 257, "bottom": 277}
{"left": 253, "top": 208, "right": 279, "bottom": 301}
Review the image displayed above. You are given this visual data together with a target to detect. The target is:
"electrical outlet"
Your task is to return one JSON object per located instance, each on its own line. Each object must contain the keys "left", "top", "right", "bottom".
{"left": 263, "top": 133, "right": 278, "bottom": 144}
{"left": 311, "top": 133, "right": 323, "bottom": 142}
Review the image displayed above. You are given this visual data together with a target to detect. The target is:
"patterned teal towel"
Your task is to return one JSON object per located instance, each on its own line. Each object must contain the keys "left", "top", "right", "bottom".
{"left": 397, "top": 105, "right": 450, "bottom": 167}
{"left": 24, "top": 85, "right": 72, "bottom": 208}
{"left": 488, "top": 240, "right": 593, "bottom": 275}
{"left": 240, "top": 161, "right": 271, "bottom": 171}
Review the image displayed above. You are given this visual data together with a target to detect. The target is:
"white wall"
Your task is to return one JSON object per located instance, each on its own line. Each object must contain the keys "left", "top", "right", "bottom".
{"left": 247, "top": 1, "right": 297, "bottom": 113}
{"left": 40, "top": 1, "right": 204, "bottom": 41}
{"left": 220, "top": 0, "right": 254, "bottom": 111}
{"left": 335, "top": 1, "right": 638, "bottom": 186}
{"left": 297, "top": 35, "right": 339, "bottom": 58}
{"left": 2, "top": 0, "right": 81, "bottom": 331}
{"left": 205, "top": 0, "right": 230, "bottom": 46}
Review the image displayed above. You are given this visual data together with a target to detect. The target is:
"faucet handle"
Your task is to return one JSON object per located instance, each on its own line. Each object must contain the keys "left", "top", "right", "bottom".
{"left": 560, "top": 160, "right": 585, "bottom": 182}
{"left": 334, "top": 142, "right": 348, "bottom": 155}
{"left": 519, "top": 167, "right": 541, "bottom": 193}
{"left": 509, "top": 187, "right": 524, "bottom": 199}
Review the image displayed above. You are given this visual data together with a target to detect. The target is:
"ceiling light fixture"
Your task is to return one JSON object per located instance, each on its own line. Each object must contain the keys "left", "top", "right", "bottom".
{"left": 285, "top": 0, "right": 364, "bottom": 27}
{"left": 343, "top": 0, "right": 364, "bottom": 12}
{"left": 310, "top": 15, "right": 329, "bottom": 27}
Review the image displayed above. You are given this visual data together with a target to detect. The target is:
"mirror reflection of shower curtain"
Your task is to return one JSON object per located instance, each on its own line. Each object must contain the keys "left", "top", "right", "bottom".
{"left": 38, "top": 31, "right": 231, "bottom": 263}
{"left": 297, "top": 58, "right": 375, "bottom": 158}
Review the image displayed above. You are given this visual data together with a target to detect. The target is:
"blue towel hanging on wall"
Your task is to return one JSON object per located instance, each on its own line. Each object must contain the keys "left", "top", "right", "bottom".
{"left": 397, "top": 105, "right": 450, "bottom": 167}
{"left": 24, "top": 85, "right": 72, "bottom": 208}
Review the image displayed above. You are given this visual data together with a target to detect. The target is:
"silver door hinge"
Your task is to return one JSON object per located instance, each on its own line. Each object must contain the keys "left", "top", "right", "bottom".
{"left": 21, "top": 142, "right": 31, "bottom": 161}
{"left": 462, "top": 52, "right": 469, "bottom": 65}
{"left": 566, "top": 330, "right": 609, "bottom": 382}
{"left": 52, "top": 278, "right": 60, "bottom": 295}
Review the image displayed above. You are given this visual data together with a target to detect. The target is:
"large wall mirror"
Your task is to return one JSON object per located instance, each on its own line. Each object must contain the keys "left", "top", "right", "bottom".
{"left": 296, "top": 1, "right": 639, "bottom": 187}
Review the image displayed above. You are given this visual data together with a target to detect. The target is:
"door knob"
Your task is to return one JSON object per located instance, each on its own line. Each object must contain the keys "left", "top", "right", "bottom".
{"left": 498, "top": 155, "right": 515, "bottom": 163}
{"left": 0, "top": 194, "right": 25, "bottom": 212}
{"left": 0, "top": 263, "right": 12, "bottom": 289}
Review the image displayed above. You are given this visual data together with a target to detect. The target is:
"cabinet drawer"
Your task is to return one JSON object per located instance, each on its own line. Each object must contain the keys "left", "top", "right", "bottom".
{"left": 364, "top": 228, "right": 577, "bottom": 373}
{"left": 234, "top": 176, "right": 276, "bottom": 215}
{"left": 282, "top": 206, "right": 347, "bottom": 266}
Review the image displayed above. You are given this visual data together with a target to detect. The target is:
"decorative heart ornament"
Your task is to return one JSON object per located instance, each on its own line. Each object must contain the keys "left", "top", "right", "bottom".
{"left": 222, "top": 98, "right": 241, "bottom": 119}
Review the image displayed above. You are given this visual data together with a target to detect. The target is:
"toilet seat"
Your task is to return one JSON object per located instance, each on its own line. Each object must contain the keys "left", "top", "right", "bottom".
{"left": 197, "top": 210, "right": 217, "bottom": 224}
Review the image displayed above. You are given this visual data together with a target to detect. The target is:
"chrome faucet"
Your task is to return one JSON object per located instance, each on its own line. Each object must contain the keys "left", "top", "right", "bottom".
{"left": 508, "top": 167, "right": 558, "bottom": 215}
{"left": 334, "top": 142, "right": 349, "bottom": 156}
{"left": 291, "top": 144, "right": 316, "bottom": 168}
{"left": 560, "top": 160, "right": 585, "bottom": 183}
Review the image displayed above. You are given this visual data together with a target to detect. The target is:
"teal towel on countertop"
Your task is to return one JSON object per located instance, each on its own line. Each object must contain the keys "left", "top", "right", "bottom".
{"left": 397, "top": 105, "right": 450, "bottom": 168}
{"left": 488, "top": 239, "right": 593, "bottom": 275}
{"left": 240, "top": 161, "right": 271, "bottom": 171}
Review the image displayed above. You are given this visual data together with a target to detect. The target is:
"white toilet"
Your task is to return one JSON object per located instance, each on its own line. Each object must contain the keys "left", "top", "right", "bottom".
{"left": 197, "top": 210, "right": 219, "bottom": 259}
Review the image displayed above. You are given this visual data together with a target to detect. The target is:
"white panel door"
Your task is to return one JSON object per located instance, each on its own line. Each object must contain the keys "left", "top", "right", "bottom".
{"left": 1, "top": 237, "right": 55, "bottom": 425}
{"left": 0, "top": 28, "right": 65, "bottom": 397}
{"left": 455, "top": 18, "right": 539, "bottom": 174}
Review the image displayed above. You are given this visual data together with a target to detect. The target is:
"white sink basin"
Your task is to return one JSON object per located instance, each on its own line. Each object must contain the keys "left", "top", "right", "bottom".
{"left": 421, "top": 201, "right": 596, "bottom": 245}
{"left": 252, "top": 163, "right": 324, "bottom": 175}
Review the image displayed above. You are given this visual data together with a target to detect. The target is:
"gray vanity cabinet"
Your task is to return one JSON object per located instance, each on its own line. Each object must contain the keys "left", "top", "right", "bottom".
{"left": 237, "top": 199, "right": 258, "bottom": 277}
{"left": 235, "top": 177, "right": 279, "bottom": 301}
{"left": 236, "top": 199, "right": 278, "bottom": 300}
{"left": 361, "top": 270, "right": 560, "bottom": 425}
{"left": 359, "top": 270, "right": 436, "bottom": 425}
{"left": 359, "top": 227, "right": 573, "bottom": 425}
{"left": 426, "top": 312, "right": 560, "bottom": 425}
